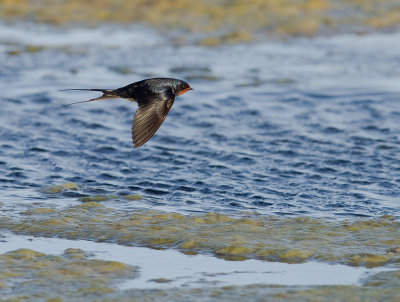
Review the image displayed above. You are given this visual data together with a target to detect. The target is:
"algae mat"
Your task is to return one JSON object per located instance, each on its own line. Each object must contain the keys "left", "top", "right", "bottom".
{"left": 0, "top": 242, "right": 400, "bottom": 301}
{"left": 1, "top": 0, "right": 400, "bottom": 43}
{"left": 0, "top": 248, "right": 138, "bottom": 301}
{"left": 1, "top": 202, "right": 400, "bottom": 267}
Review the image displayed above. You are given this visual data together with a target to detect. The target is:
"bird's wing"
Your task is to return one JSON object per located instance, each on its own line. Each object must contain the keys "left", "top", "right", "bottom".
{"left": 131, "top": 98, "right": 175, "bottom": 148}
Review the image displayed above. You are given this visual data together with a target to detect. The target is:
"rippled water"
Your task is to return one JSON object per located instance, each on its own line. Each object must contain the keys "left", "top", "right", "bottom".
{"left": 1, "top": 22, "right": 400, "bottom": 219}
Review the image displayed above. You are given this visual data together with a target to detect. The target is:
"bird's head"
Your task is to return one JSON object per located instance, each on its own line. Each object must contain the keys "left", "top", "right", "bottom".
{"left": 173, "top": 79, "right": 193, "bottom": 96}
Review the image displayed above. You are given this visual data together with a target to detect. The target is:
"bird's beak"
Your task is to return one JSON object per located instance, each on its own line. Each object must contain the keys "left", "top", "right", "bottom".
{"left": 178, "top": 87, "right": 194, "bottom": 96}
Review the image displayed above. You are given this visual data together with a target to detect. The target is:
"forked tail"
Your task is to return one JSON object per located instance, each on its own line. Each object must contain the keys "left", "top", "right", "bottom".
{"left": 58, "top": 88, "right": 119, "bottom": 108}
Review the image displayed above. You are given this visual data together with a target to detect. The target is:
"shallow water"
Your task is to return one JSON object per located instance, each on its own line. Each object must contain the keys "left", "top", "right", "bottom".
{"left": 1, "top": 22, "right": 400, "bottom": 218}
{"left": 1, "top": 234, "right": 400, "bottom": 301}
{"left": 0, "top": 233, "right": 391, "bottom": 289}
{"left": 1, "top": 22, "right": 400, "bottom": 300}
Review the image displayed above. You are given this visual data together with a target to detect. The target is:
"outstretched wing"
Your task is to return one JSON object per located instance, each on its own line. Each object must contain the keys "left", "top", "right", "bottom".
{"left": 131, "top": 98, "right": 174, "bottom": 148}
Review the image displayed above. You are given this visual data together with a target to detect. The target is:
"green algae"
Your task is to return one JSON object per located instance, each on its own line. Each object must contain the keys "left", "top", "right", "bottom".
{"left": 41, "top": 182, "right": 78, "bottom": 194}
{"left": 121, "top": 276, "right": 400, "bottom": 301}
{"left": 149, "top": 278, "right": 174, "bottom": 283}
{"left": 79, "top": 195, "right": 112, "bottom": 203}
{"left": 7, "top": 49, "right": 20, "bottom": 56}
{"left": 79, "top": 194, "right": 143, "bottom": 203}
{"left": 22, "top": 208, "right": 57, "bottom": 215}
{"left": 1, "top": 0, "right": 400, "bottom": 44}
{"left": 17, "top": 269, "right": 393, "bottom": 302}
{"left": 1, "top": 205, "right": 400, "bottom": 268}
{"left": 0, "top": 248, "right": 138, "bottom": 301}
{"left": 24, "top": 45, "right": 45, "bottom": 53}
{"left": 123, "top": 195, "right": 142, "bottom": 201}
{"left": 39, "top": 183, "right": 142, "bottom": 202}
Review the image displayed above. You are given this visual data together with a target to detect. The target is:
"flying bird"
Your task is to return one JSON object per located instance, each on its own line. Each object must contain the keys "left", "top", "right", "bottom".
{"left": 60, "top": 78, "right": 193, "bottom": 148}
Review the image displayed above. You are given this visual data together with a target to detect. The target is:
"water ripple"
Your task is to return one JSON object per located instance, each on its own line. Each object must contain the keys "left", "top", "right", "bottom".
{"left": 1, "top": 25, "right": 400, "bottom": 219}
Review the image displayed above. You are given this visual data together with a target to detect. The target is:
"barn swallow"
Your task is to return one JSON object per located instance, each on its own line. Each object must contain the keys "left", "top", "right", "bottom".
{"left": 60, "top": 78, "right": 193, "bottom": 148}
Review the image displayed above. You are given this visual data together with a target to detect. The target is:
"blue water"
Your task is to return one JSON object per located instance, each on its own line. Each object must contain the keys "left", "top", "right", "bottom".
{"left": 1, "top": 23, "right": 400, "bottom": 218}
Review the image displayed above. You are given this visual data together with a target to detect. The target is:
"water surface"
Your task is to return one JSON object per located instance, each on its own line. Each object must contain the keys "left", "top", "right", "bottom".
{"left": 1, "top": 23, "right": 400, "bottom": 218}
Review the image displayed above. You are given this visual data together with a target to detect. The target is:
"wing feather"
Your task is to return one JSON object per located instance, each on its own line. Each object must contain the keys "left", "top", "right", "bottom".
{"left": 131, "top": 98, "right": 174, "bottom": 148}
